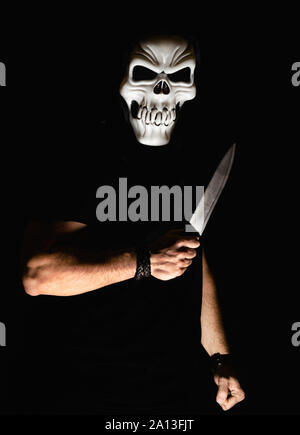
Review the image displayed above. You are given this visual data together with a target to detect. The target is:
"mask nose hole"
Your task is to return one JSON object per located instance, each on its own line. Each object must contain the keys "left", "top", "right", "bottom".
{"left": 154, "top": 80, "right": 170, "bottom": 95}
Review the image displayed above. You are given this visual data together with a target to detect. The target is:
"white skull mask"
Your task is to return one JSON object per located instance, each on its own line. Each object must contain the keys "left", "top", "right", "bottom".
{"left": 120, "top": 35, "right": 197, "bottom": 146}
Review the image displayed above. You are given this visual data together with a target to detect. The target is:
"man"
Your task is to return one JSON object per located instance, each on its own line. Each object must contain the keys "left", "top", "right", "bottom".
{"left": 20, "top": 33, "right": 245, "bottom": 414}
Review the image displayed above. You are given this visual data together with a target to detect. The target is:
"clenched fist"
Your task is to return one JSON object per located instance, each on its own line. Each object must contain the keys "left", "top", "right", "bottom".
{"left": 214, "top": 366, "right": 245, "bottom": 411}
{"left": 148, "top": 228, "right": 200, "bottom": 281}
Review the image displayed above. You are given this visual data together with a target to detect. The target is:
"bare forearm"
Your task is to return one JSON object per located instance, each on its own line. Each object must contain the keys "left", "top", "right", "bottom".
{"left": 201, "top": 249, "right": 230, "bottom": 356}
{"left": 22, "top": 221, "right": 137, "bottom": 296}
{"left": 23, "top": 248, "right": 136, "bottom": 296}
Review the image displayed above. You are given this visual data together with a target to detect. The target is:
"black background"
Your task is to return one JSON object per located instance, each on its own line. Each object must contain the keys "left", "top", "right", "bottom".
{"left": 0, "top": 8, "right": 299, "bottom": 419}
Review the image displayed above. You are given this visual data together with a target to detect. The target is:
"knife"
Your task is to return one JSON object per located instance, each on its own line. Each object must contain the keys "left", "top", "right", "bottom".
{"left": 186, "top": 143, "right": 236, "bottom": 235}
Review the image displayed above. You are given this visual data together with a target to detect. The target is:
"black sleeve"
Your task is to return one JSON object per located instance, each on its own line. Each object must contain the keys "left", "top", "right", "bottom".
{"left": 23, "top": 169, "right": 88, "bottom": 223}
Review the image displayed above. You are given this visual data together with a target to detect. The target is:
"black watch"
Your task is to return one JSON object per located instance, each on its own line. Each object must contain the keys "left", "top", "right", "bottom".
{"left": 210, "top": 353, "right": 233, "bottom": 374}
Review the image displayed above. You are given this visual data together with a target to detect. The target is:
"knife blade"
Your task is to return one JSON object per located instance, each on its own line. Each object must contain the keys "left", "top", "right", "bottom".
{"left": 187, "top": 143, "right": 236, "bottom": 235}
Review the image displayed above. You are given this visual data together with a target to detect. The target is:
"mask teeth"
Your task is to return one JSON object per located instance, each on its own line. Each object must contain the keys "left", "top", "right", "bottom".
{"left": 136, "top": 104, "right": 176, "bottom": 126}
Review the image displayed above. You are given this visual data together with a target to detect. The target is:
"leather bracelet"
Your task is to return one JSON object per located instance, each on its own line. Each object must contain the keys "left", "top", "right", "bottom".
{"left": 134, "top": 246, "right": 151, "bottom": 280}
{"left": 210, "top": 353, "right": 233, "bottom": 374}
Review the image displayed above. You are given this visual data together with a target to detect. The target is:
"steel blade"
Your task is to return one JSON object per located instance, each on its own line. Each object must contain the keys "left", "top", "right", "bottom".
{"left": 188, "top": 143, "right": 236, "bottom": 235}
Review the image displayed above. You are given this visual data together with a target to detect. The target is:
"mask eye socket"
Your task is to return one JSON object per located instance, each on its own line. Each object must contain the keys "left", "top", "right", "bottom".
{"left": 168, "top": 67, "right": 191, "bottom": 83}
{"left": 132, "top": 65, "right": 157, "bottom": 81}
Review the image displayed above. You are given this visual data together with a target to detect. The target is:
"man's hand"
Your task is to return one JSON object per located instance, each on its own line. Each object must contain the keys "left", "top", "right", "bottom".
{"left": 148, "top": 228, "right": 200, "bottom": 281}
{"left": 214, "top": 366, "right": 245, "bottom": 411}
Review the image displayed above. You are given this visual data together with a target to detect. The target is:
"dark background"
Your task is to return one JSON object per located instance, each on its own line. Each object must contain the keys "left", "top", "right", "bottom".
{"left": 0, "top": 10, "right": 299, "bottom": 416}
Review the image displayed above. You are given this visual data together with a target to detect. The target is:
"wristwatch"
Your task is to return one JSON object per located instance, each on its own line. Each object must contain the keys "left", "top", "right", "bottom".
{"left": 210, "top": 353, "right": 233, "bottom": 374}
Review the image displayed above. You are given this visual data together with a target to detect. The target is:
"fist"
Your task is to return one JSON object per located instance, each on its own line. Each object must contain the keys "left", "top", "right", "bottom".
{"left": 148, "top": 228, "right": 200, "bottom": 281}
{"left": 214, "top": 366, "right": 245, "bottom": 411}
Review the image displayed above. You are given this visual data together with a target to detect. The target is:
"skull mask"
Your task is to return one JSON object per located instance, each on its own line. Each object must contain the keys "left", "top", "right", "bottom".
{"left": 120, "top": 35, "right": 197, "bottom": 146}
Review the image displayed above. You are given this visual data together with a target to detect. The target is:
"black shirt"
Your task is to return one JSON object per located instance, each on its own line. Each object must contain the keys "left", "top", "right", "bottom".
{"left": 19, "top": 120, "right": 226, "bottom": 414}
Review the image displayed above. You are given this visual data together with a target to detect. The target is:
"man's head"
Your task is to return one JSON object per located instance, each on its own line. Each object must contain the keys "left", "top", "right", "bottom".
{"left": 120, "top": 35, "right": 197, "bottom": 146}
